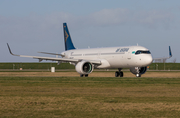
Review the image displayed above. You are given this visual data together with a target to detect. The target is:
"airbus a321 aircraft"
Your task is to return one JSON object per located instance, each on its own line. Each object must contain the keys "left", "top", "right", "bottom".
{"left": 7, "top": 23, "right": 172, "bottom": 77}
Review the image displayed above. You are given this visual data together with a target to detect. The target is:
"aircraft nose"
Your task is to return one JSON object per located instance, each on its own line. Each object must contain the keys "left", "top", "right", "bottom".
{"left": 146, "top": 55, "right": 153, "bottom": 65}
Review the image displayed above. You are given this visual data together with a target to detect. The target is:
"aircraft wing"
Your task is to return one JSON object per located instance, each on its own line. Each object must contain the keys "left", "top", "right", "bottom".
{"left": 38, "top": 52, "right": 65, "bottom": 57}
{"left": 7, "top": 43, "right": 101, "bottom": 65}
{"left": 153, "top": 46, "right": 172, "bottom": 61}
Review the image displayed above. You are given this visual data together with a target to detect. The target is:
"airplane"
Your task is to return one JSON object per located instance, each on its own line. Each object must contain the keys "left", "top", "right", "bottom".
{"left": 7, "top": 23, "right": 172, "bottom": 77}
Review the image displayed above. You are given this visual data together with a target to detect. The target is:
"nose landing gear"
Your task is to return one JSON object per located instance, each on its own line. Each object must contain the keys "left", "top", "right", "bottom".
{"left": 136, "top": 73, "right": 141, "bottom": 77}
{"left": 135, "top": 67, "right": 141, "bottom": 77}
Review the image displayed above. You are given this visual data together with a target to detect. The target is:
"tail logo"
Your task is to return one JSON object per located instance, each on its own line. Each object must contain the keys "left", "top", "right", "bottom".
{"left": 63, "top": 23, "right": 76, "bottom": 50}
{"left": 64, "top": 30, "right": 69, "bottom": 42}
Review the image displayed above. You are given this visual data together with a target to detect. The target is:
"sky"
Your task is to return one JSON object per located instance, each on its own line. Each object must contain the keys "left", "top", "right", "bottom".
{"left": 1, "top": 0, "right": 180, "bottom": 62}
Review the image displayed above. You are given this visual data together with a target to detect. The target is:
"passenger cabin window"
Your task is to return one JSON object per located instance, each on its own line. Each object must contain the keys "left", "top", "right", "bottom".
{"left": 135, "top": 50, "right": 151, "bottom": 55}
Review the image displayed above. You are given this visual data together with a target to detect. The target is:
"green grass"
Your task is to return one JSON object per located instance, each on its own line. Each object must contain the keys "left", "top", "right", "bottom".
{"left": 0, "top": 77, "right": 180, "bottom": 117}
{"left": 149, "top": 63, "right": 180, "bottom": 70}
{"left": 0, "top": 62, "right": 180, "bottom": 70}
{"left": 0, "top": 63, "right": 75, "bottom": 70}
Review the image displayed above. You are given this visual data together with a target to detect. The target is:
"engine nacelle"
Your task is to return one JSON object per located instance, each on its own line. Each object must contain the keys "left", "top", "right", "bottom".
{"left": 75, "top": 61, "right": 93, "bottom": 74}
{"left": 130, "top": 67, "right": 147, "bottom": 75}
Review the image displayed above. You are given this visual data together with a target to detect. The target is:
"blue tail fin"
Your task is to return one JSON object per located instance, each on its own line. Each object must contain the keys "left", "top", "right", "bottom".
{"left": 169, "top": 46, "right": 172, "bottom": 58}
{"left": 63, "top": 23, "right": 76, "bottom": 51}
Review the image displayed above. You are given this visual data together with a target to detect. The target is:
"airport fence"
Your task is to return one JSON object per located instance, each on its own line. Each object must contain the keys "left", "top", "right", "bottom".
{"left": 0, "top": 62, "right": 180, "bottom": 71}
{"left": 149, "top": 63, "right": 180, "bottom": 70}
{"left": 0, "top": 63, "right": 74, "bottom": 70}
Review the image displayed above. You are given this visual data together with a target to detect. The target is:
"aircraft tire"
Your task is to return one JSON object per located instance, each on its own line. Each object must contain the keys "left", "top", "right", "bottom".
{"left": 115, "top": 71, "right": 120, "bottom": 77}
{"left": 120, "top": 72, "right": 123, "bottom": 77}
{"left": 80, "top": 74, "right": 84, "bottom": 77}
{"left": 136, "top": 74, "right": 141, "bottom": 77}
{"left": 85, "top": 74, "right": 88, "bottom": 77}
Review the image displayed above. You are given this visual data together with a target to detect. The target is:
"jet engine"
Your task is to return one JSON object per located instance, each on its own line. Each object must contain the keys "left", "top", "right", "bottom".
{"left": 75, "top": 61, "right": 93, "bottom": 75}
{"left": 130, "top": 67, "right": 147, "bottom": 77}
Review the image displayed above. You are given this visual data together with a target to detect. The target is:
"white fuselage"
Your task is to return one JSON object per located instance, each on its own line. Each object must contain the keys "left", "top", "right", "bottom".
{"left": 61, "top": 46, "right": 153, "bottom": 69}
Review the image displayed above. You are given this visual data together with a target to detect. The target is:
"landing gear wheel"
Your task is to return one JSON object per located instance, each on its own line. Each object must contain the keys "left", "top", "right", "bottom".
{"left": 115, "top": 71, "right": 124, "bottom": 77}
{"left": 85, "top": 74, "right": 88, "bottom": 77}
{"left": 120, "top": 72, "right": 124, "bottom": 77}
{"left": 115, "top": 71, "right": 120, "bottom": 77}
{"left": 136, "top": 74, "right": 141, "bottom": 77}
{"left": 80, "top": 74, "right": 84, "bottom": 77}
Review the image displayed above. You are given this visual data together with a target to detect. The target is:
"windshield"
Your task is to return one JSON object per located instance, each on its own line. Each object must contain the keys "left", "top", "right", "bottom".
{"left": 135, "top": 50, "right": 151, "bottom": 55}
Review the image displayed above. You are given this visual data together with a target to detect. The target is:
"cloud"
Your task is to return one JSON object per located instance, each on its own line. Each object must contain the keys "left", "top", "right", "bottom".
{"left": 88, "top": 8, "right": 130, "bottom": 26}
{"left": 132, "top": 10, "right": 174, "bottom": 28}
{"left": 0, "top": 8, "right": 175, "bottom": 30}
{"left": 86, "top": 8, "right": 174, "bottom": 28}
{"left": 0, "top": 13, "right": 72, "bottom": 43}
{"left": 0, "top": 8, "right": 175, "bottom": 43}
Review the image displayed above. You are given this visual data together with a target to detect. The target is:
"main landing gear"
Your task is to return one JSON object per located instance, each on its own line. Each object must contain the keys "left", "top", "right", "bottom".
{"left": 115, "top": 68, "right": 123, "bottom": 77}
{"left": 80, "top": 74, "right": 88, "bottom": 77}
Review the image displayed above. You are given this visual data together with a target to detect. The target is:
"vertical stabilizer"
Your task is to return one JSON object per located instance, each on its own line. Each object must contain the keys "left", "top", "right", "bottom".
{"left": 63, "top": 23, "right": 76, "bottom": 51}
{"left": 169, "top": 46, "right": 172, "bottom": 58}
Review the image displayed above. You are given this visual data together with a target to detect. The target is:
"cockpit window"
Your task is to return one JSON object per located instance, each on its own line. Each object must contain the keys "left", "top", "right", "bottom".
{"left": 135, "top": 50, "right": 151, "bottom": 55}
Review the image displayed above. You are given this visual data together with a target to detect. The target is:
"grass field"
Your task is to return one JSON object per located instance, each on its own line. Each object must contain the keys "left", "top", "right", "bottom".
{"left": 0, "top": 76, "right": 180, "bottom": 117}
{"left": 0, "top": 63, "right": 75, "bottom": 70}
{"left": 1, "top": 62, "right": 180, "bottom": 70}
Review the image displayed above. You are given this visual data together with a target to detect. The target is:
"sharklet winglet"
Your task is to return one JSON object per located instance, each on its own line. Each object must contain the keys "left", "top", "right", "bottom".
{"left": 7, "top": 43, "right": 20, "bottom": 56}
